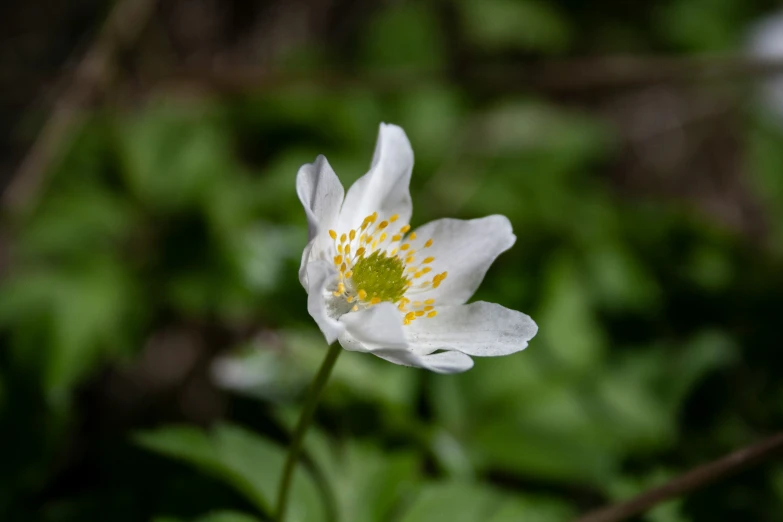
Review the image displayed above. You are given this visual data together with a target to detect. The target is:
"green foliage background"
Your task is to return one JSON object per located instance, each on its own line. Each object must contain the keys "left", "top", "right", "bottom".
{"left": 2, "top": 0, "right": 783, "bottom": 520}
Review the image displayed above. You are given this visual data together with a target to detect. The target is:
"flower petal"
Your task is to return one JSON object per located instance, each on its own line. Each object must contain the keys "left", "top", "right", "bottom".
{"left": 338, "top": 302, "right": 408, "bottom": 352}
{"left": 297, "top": 155, "right": 345, "bottom": 287}
{"left": 409, "top": 215, "right": 515, "bottom": 305}
{"left": 306, "top": 261, "right": 344, "bottom": 344}
{"left": 336, "top": 123, "right": 414, "bottom": 231}
{"left": 373, "top": 349, "right": 474, "bottom": 374}
{"left": 406, "top": 301, "right": 537, "bottom": 357}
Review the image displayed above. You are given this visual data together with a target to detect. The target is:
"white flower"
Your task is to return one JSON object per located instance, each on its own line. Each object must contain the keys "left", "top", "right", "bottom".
{"left": 297, "top": 123, "right": 537, "bottom": 373}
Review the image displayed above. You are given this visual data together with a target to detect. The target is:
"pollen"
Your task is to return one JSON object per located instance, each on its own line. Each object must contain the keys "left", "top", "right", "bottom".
{"left": 351, "top": 250, "right": 408, "bottom": 304}
{"left": 326, "top": 212, "right": 443, "bottom": 326}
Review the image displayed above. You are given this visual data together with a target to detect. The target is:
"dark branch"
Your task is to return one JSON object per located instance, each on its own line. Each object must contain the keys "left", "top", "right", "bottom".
{"left": 153, "top": 55, "right": 783, "bottom": 95}
{"left": 575, "top": 432, "right": 783, "bottom": 522}
{"left": 1, "top": 0, "right": 160, "bottom": 217}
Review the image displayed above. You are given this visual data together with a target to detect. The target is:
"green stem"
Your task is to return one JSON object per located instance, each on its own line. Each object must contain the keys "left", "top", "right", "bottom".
{"left": 275, "top": 342, "right": 342, "bottom": 522}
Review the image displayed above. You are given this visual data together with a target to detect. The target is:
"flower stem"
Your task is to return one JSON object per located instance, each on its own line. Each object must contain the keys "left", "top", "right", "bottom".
{"left": 275, "top": 342, "right": 342, "bottom": 522}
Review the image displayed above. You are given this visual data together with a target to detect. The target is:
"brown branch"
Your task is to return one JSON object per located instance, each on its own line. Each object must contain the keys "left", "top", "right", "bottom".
{"left": 575, "top": 432, "right": 783, "bottom": 522}
{"left": 155, "top": 55, "right": 783, "bottom": 95}
{"left": 1, "top": 0, "right": 160, "bottom": 218}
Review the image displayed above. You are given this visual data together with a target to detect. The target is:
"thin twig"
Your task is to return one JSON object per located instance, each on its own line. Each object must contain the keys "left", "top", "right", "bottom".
{"left": 1, "top": 0, "right": 160, "bottom": 217}
{"left": 575, "top": 432, "right": 783, "bottom": 522}
{"left": 157, "top": 55, "right": 783, "bottom": 95}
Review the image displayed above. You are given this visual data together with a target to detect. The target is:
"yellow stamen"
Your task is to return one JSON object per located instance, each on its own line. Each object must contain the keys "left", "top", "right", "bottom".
{"left": 358, "top": 289, "right": 367, "bottom": 301}
{"left": 415, "top": 310, "right": 425, "bottom": 317}
{"left": 334, "top": 255, "right": 343, "bottom": 265}
{"left": 400, "top": 225, "right": 411, "bottom": 234}
{"left": 423, "top": 257, "right": 434, "bottom": 264}
{"left": 378, "top": 221, "right": 388, "bottom": 229}
{"left": 349, "top": 229, "right": 356, "bottom": 241}
{"left": 390, "top": 214, "right": 399, "bottom": 222}
{"left": 370, "top": 297, "right": 381, "bottom": 305}
{"left": 427, "top": 310, "right": 437, "bottom": 318}
{"left": 329, "top": 230, "right": 337, "bottom": 240}
{"left": 392, "top": 234, "right": 402, "bottom": 241}
{"left": 424, "top": 299, "right": 435, "bottom": 305}
{"left": 409, "top": 232, "right": 417, "bottom": 240}
{"left": 340, "top": 233, "right": 347, "bottom": 243}
{"left": 400, "top": 244, "right": 410, "bottom": 251}
{"left": 356, "top": 247, "right": 366, "bottom": 257}
{"left": 424, "top": 239, "right": 433, "bottom": 248}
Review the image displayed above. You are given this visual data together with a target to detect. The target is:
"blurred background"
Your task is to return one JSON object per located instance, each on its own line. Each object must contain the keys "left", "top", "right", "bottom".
{"left": 2, "top": 0, "right": 783, "bottom": 520}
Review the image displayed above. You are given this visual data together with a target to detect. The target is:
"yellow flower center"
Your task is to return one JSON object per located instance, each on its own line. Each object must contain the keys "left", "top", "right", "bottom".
{"left": 328, "top": 212, "right": 447, "bottom": 325}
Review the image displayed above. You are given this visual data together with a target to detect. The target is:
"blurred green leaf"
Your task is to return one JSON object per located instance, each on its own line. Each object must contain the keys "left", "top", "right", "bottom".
{"left": 398, "top": 482, "right": 573, "bottom": 522}
{"left": 0, "top": 260, "right": 141, "bottom": 402}
{"left": 136, "top": 424, "right": 326, "bottom": 521}
{"left": 304, "top": 434, "right": 421, "bottom": 522}
{"left": 458, "top": 0, "right": 571, "bottom": 53}
{"left": 538, "top": 255, "right": 605, "bottom": 374}
{"left": 656, "top": 0, "right": 745, "bottom": 51}
{"left": 18, "top": 186, "right": 136, "bottom": 261}
{"left": 117, "top": 103, "right": 232, "bottom": 213}
{"left": 153, "top": 513, "right": 260, "bottom": 522}
{"left": 361, "top": 3, "right": 446, "bottom": 69}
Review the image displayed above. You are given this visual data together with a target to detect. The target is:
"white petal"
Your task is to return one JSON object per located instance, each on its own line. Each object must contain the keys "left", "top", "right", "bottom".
{"left": 306, "top": 261, "right": 344, "bottom": 344}
{"left": 406, "top": 301, "right": 537, "bottom": 357}
{"left": 409, "top": 215, "right": 515, "bottom": 305}
{"left": 297, "top": 156, "right": 344, "bottom": 287}
{"left": 338, "top": 302, "right": 408, "bottom": 352}
{"left": 373, "top": 349, "right": 474, "bottom": 374}
{"left": 336, "top": 123, "right": 413, "bottom": 231}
